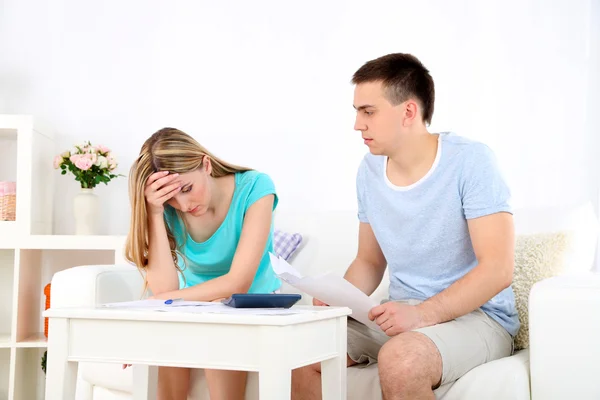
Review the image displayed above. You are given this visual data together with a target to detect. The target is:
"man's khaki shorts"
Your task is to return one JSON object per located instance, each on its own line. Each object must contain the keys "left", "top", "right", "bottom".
{"left": 347, "top": 299, "right": 514, "bottom": 386}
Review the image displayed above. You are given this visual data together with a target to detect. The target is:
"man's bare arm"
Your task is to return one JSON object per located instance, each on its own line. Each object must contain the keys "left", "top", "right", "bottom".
{"left": 417, "top": 212, "right": 515, "bottom": 325}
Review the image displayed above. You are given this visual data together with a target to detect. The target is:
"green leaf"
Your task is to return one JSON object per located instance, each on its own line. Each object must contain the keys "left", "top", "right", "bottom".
{"left": 41, "top": 350, "right": 47, "bottom": 374}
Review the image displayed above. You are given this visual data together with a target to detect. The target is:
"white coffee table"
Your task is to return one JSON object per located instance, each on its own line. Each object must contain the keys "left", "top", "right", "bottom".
{"left": 43, "top": 305, "right": 351, "bottom": 400}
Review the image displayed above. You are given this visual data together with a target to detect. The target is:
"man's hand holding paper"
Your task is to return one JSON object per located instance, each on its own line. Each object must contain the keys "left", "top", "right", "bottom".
{"left": 269, "top": 253, "right": 381, "bottom": 330}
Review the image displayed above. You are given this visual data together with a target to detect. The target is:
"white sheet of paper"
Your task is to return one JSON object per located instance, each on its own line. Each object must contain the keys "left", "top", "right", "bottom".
{"left": 270, "top": 253, "right": 381, "bottom": 331}
{"left": 162, "top": 304, "right": 314, "bottom": 315}
{"left": 101, "top": 299, "right": 214, "bottom": 309}
{"left": 99, "top": 299, "right": 312, "bottom": 316}
{"left": 269, "top": 253, "right": 303, "bottom": 284}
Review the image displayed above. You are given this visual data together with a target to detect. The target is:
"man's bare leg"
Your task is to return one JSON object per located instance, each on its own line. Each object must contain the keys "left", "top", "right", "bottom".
{"left": 378, "top": 332, "right": 442, "bottom": 400}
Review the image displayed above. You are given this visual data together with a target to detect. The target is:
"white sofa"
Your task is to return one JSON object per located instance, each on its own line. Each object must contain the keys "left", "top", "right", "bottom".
{"left": 49, "top": 204, "right": 600, "bottom": 400}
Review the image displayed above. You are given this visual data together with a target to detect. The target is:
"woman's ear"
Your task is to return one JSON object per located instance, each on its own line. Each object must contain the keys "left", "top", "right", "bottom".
{"left": 204, "top": 156, "right": 213, "bottom": 176}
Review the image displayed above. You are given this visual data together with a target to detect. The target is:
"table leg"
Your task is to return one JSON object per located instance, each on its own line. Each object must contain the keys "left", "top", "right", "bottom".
{"left": 259, "top": 326, "right": 292, "bottom": 400}
{"left": 45, "top": 318, "right": 78, "bottom": 400}
{"left": 133, "top": 364, "right": 158, "bottom": 400}
{"left": 321, "top": 316, "right": 347, "bottom": 400}
{"left": 259, "top": 365, "right": 291, "bottom": 400}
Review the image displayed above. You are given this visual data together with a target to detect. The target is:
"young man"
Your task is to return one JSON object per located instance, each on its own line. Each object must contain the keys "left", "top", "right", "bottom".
{"left": 291, "top": 53, "right": 519, "bottom": 400}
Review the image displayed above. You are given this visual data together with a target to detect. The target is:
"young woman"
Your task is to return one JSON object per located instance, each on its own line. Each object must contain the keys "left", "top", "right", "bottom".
{"left": 125, "top": 127, "right": 281, "bottom": 400}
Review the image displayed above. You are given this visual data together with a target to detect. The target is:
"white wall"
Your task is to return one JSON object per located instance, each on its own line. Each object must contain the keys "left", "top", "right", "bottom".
{"left": 0, "top": 0, "right": 597, "bottom": 236}
{"left": 589, "top": 0, "right": 600, "bottom": 270}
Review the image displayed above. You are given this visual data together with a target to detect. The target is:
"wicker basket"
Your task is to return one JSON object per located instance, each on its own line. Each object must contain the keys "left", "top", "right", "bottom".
{"left": 0, "top": 182, "right": 16, "bottom": 221}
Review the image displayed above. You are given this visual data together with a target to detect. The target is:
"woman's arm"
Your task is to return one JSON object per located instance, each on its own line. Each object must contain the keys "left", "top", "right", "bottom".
{"left": 146, "top": 213, "right": 181, "bottom": 295}
{"left": 151, "top": 194, "right": 275, "bottom": 301}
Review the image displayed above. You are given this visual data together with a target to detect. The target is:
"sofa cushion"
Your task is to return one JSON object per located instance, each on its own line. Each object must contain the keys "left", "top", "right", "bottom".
{"left": 512, "top": 202, "right": 598, "bottom": 272}
{"left": 273, "top": 229, "right": 303, "bottom": 261}
{"left": 344, "top": 350, "right": 529, "bottom": 400}
{"left": 510, "top": 201, "right": 598, "bottom": 350}
{"left": 441, "top": 350, "right": 530, "bottom": 400}
{"left": 512, "top": 232, "right": 573, "bottom": 350}
{"left": 91, "top": 386, "right": 131, "bottom": 400}
{"left": 80, "top": 363, "right": 133, "bottom": 393}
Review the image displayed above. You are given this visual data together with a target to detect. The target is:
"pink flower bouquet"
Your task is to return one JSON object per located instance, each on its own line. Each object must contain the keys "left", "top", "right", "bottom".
{"left": 54, "top": 141, "right": 123, "bottom": 188}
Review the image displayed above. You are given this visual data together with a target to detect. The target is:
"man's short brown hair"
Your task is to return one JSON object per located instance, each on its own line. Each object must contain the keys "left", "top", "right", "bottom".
{"left": 352, "top": 53, "right": 435, "bottom": 125}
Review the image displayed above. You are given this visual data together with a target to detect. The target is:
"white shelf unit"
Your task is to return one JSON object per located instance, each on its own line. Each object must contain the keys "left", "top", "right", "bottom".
{"left": 0, "top": 115, "right": 128, "bottom": 399}
{"left": 0, "top": 115, "right": 54, "bottom": 238}
{"left": 0, "top": 349, "right": 10, "bottom": 400}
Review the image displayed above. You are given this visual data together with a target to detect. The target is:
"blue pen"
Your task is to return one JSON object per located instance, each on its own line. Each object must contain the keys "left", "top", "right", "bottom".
{"left": 164, "top": 298, "right": 184, "bottom": 305}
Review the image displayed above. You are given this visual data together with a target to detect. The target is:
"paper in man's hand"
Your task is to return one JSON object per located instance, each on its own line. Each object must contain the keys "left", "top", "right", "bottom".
{"left": 269, "top": 253, "right": 303, "bottom": 284}
{"left": 269, "top": 253, "right": 380, "bottom": 330}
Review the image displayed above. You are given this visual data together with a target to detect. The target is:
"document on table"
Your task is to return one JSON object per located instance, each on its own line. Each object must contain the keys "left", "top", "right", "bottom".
{"left": 101, "top": 299, "right": 214, "bottom": 309}
{"left": 168, "top": 304, "right": 315, "bottom": 316}
{"left": 269, "top": 253, "right": 381, "bottom": 331}
{"left": 100, "top": 299, "right": 313, "bottom": 315}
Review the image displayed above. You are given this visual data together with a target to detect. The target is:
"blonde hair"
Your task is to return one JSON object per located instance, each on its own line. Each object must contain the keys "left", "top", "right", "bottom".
{"left": 124, "top": 127, "right": 250, "bottom": 290}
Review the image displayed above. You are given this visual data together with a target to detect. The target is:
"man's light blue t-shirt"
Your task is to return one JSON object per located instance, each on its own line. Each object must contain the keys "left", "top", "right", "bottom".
{"left": 357, "top": 132, "right": 520, "bottom": 336}
{"left": 164, "top": 170, "right": 282, "bottom": 294}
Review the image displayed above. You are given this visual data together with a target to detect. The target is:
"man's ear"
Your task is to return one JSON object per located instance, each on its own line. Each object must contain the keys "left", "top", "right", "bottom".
{"left": 403, "top": 99, "right": 419, "bottom": 126}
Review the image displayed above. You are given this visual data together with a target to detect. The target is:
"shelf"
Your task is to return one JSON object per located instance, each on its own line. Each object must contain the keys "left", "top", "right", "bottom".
{"left": 0, "top": 348, "right": 9, "bottom": 400}
{"left": 0, "top": 252, "right": 13, "bottom": 349}
{"left": 21, "top": 235, "right": 127, "bottom": 250}
{"left": 0, "top": 222, "right": 17, "bottom": 249}
{"left": 0, "top": 222, "right": 16, "bottom": 235}
{"left": 1, "top": 115, "right": 59, "bottom": 399}
{"left": 0, "top": 128, "right": 17, "bottom": 139}
{"left": 0, "top": 335, "right": 10, "bottom": 349}
{"left": 0, "top": 232, "right": 127, "bottom": 250}
{"left": 15, "top": 333, "right": 46, "bottom": 348}
{"left": 0, "top": 115, "right": 54, "bottom": 140}
{"left": 13, "top": 249, "right": 118, "bottom": 349}
{"left": 12, "top": 348, "right": 45, "bottom": 400}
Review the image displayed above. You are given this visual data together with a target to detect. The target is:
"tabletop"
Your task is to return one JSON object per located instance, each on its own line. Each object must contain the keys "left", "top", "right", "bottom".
{"left": 43, "top": 305, "right": 352, "bottom": 326}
